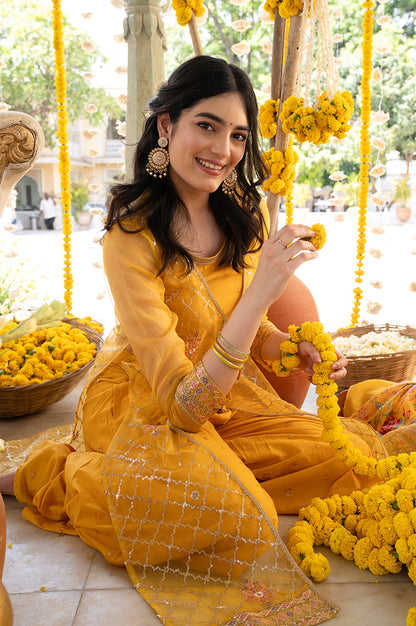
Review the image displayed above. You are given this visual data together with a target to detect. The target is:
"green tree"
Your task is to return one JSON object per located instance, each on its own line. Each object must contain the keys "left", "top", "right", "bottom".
{"left": 0, "top": 0, "right": 123, "bottom": 146}
{"left": 70, "top": 180, "right": 90, "bottom": 217}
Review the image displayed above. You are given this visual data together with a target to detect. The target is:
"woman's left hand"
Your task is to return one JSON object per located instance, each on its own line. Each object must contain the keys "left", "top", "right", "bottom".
{"left": 298, "top": 341, "right": 348, "bottom": 381}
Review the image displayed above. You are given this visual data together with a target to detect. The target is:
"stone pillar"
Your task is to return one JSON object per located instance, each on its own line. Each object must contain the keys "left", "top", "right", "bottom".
{"left": 122, "top": 0, "right": 167, "bottom": 179}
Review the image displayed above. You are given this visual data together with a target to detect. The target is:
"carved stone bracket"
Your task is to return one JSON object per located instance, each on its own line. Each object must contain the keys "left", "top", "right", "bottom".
{"left": 0, "top": 111, "right": 44, "bottom": 218}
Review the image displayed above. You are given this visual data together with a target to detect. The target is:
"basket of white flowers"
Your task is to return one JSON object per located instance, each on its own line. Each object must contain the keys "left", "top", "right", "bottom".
{"left": 331, "top": 323, "right": 416, "bottom": 392}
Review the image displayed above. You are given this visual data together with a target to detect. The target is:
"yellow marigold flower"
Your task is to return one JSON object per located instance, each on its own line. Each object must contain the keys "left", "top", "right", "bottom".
{"left": 376, "top": 457, "right": 402, "bottom": 481}
{"left": 378, "top": 545, "right": 402, "bottom": 573}
{"left": 406, "top": 607, "right": 416, "bottom": 626}
{"left": 409, "top": 509, "right": 416, "bottom": 533}
{"left": 288, "top": 520, "right": 315, "bottom": 540}
{"left": 63, "top": 350, "right": 76, "bottom": 363}
{"left": 354, "top": 536, "right": 373, "bottom": 569}
{"left": 77, "top": 357, "right": 93, "bottom": 368}
{"left": 259, "top": 98, "right": 280, "bottom": 139}
{"left": 315, "top": 381, "right": 338, "bottom": 396}
{"left": 280, "top": 339, "right": 298, "bottom": 355}
{"left": 393, "top": 512, "right": 414, "bottom": 539}
{"left": 319, "top": 348, "right": 337, "bottom": 362}
{"left": 281, "top": 354, "right": 301, "bottom": 369}
{"left": 408, "top": 534, "right": 416, "bottom": 557}
{"left": 309, "top": 497, "right": 329, "bottom": 518}
{"left": 379, "top": 518, "right": 398, "bottom": 546}
{"left": 290, "top": 541, "right": 314, "bottom": 564}
{"left": 11, "top": 374, "right": 31, "bottom": 386}
{"left": 287, "top": 530, "right": 315, "bottom": 550}
{"left": 395, "top": 537, "right": 413, "bottom": 565}
{"left": 339, "top": 495, "right": 356, "bottom": 516}
{"left": 307, "top": 223, "right": 326, "bottom": 251}
{"left": 344, "top": 514, "right": 359, "bottom": 533}
{"left": 300, "top": 553, "right": 330, "bottom": 582}
{"left": 340, "top": 534, "right": 358, "bottom": 561}
{"left": 314, "top": 517, "right": 337, "bottom": 545}
{"left": 299, "top": 505, "right": 321, "bottom": 526}
{"left": 396, "top": 489, "right": 414, "bottom": 513}
{"left": 367, "top": 548, "right": 389, "bottom": 576}
{"left": 329, "top": 526, "right": 350, "bottom": 554}
{"left": 407, "top": 560, "right": 416, "bottom": 585}
{"left": 350, "top": 490, "right": 366, "bottom": 509}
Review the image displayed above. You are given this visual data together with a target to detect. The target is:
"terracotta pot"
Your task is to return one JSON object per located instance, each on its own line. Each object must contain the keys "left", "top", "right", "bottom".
{"left": 259, "top": 275, "right": 320, "bottom": 409}
{"left": 396, "top": 206, "right": 411, "bottom": 223}
{"left": 77, "top": 211, "right": 92, "bottom": 228}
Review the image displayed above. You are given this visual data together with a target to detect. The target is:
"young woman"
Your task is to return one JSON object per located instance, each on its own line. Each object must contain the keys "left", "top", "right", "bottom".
{"left": 0, "top": 56, "right": 409, "bottom": 624}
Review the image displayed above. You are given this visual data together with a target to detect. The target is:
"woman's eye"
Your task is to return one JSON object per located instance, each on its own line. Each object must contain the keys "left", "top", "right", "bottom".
{"left": 197, "top": 121, "right": 214, "bottom": 131}
{"left": 233, "top": 132, "right": 248, "bottom": 142}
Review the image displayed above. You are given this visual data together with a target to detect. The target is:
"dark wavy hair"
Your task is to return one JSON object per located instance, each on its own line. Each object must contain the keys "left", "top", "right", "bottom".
{"left": 105, "top": 55, "right": 268, "bottom": 274}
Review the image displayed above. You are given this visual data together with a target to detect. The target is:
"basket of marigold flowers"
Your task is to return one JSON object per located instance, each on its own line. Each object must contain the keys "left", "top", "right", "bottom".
{"left": 0, "top": 301, "right": 104, "bottom": 417}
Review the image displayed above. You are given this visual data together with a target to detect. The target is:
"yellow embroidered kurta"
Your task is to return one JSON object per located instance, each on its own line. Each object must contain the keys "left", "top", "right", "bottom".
{"left": 10, "top": 219, "right": 393, "bottom": 625}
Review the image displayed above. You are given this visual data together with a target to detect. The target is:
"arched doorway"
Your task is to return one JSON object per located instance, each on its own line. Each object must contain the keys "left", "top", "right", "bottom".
{"left": 15, "top": 173, "right": 41, "bottom": 210}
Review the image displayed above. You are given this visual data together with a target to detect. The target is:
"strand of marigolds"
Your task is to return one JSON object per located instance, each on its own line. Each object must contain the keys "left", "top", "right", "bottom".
{"left": 52, "top": 0, "right": 73, "bottom": 312}
{"left": 268, "top": 320, "right": 416, "bottom": 625}
{"left": 351, "top": 0, "right": 374, "bottom": 325}
{"left": 171, "top": 0, "right": 205, "bottom": 25}
{"left": 263, "top": 0, "right": 303, "bottom": 20}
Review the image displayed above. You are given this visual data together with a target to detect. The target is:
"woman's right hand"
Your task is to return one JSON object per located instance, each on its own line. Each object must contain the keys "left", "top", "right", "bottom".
{"left": 247, "top": 224, "right": 319, "bottom": 312}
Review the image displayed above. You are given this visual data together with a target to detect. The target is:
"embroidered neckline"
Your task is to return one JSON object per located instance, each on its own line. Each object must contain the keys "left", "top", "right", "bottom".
{"left": 191, "top": 240, "right": 226, "bottom": 266}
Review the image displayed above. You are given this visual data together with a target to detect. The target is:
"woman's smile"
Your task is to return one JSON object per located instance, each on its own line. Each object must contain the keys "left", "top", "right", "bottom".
{"left": 195, "top": 157, "right": 225, "bottom": 175}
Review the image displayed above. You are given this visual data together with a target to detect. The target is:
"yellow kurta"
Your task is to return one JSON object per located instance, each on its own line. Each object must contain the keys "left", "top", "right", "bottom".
{"left": 11, "top": 219, "right": 391, "bottom": 625}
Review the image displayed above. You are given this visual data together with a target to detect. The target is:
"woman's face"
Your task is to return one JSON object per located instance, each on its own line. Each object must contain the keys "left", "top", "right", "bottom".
{"left": 158, "top": 92, "right": 249, "bottom": 201}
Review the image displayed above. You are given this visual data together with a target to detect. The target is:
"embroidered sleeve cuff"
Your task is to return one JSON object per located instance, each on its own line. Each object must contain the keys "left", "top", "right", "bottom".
{"left": 251, "top": 320, "right": 277, "bottom": 371}
{"left": 174, "top": 362, "right": 227, "bottom": 430}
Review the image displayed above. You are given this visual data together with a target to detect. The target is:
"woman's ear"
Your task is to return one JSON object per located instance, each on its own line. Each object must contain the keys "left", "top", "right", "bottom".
{"left": 157, "top": 113, "right": 171, "bottom": 139}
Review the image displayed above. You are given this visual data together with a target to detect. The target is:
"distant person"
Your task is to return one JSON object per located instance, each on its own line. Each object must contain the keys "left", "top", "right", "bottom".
{"left": 0, "top": 189, "right": 18, "bottom": 231}
{"left": 39, "top": 192, "right": 57, "bottom": 230}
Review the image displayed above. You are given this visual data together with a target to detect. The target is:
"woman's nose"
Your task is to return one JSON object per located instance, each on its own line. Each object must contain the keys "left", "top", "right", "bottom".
{"left": 212, "top": 133, "right": 231, "bottom": 158}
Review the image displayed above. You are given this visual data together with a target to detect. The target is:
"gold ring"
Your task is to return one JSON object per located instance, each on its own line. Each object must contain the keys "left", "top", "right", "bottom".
{"left": 277, "top": 238, "right": 288, "bottom": 248}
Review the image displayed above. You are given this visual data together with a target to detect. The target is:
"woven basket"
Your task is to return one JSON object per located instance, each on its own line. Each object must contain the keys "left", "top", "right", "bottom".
{"left": 0, "top": 318, "right": 104, "bottom": 418}
{"left": 331, "top": 323, "right": 416, "bottom": 392}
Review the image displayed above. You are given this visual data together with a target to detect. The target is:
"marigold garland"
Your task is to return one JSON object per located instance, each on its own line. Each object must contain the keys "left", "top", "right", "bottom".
{"left": 52, "top": 0, "right": 73, "bottom": 312}
{"left": 268, "top": 321, "right": 416, "bottom": 623}
{"left": 279, "top": 91, "right": 354, "bottom": 145}
{"left": 172, "top": 0, "right": 205, "bottom": 25}
{"left": 261, "top": 146, "right": 299, "bottom": 196}
{"left": 351, "top": 0, "right": 374, "bottom": 325}
{"left": 263, "top": 0, "right": 303, "bottom": 19}
{"left": 284, "top": 180, "right": 294, "bottom": 224}
{"left": 259, "top": 98, "right": 280, "bottom": 139}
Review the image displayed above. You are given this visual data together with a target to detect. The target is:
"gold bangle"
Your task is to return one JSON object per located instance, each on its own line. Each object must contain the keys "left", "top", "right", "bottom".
{"left": 216, "top": 332, "right": 250, "bottom": 361}
{"left": 213, "top": 340, "right": 247, "bottom": 365}
{"left": 211, "top": 344, "right": 243, "bottom": 370}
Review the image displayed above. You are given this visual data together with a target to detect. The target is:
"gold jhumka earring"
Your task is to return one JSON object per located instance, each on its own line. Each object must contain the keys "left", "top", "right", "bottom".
{"left": 146, "top": 137, "right": 170, "bottom": 178}
{"left": 221, "top": 169, "right": 237, "bottom": 195}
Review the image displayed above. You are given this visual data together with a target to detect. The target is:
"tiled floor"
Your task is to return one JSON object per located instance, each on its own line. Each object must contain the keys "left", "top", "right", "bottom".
{"left": 1, "top": 384, "right": 415, "bottom": 626}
